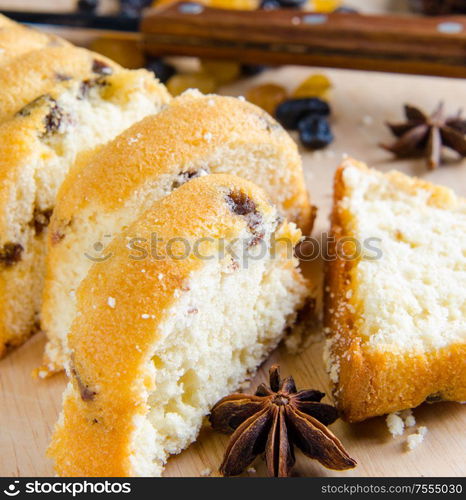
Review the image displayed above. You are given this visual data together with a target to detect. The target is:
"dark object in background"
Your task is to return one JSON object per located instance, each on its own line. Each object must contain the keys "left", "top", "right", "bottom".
{"left": 120, "top": 0, "right": 152, "bottom": 17}
{"left": 276, "top": 98, "right": 330, "bottom": 130}
{"left": 298, "top": 115, "right": 334, "bottom": 150}
{"left": 334, "top": 6, "right": 359, "bottom": 14}
{"left": 409, "top": 0, "right": 466, "bottom": 15}
{"left": 259, "top": 0, "right": 305, "bottom": 10}
{"left": 145, "top": 57, "right": 176, "bottom": 83}
{"left": 77, "top": 0, "right": 99, "bottom": 12}
{"left": 241, "top": 63, "right": 268, "bottom": 76}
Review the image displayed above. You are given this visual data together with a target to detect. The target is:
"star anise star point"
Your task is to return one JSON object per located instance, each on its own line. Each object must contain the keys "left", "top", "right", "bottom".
{"left": 209, "top": 365, "right": 356, "bottom": 477}
{"left": 380, "top": 102, "right": 466, "bottom": 169}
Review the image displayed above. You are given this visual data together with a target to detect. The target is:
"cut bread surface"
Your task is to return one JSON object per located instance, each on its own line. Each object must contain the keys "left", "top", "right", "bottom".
{"left": 0, "top": 45, "right": 119, "bottom": 122}
{"left": 325, "top": 159, "right": 466, "bottom": 422}
{"left": 48, "top": 174, "right": 309, "bottom": 476}
{"left": 41, "top": 91, "right": 312, "bottom": 374}
{"left": 0, "top": 69, "right": 170, "bottom": 357}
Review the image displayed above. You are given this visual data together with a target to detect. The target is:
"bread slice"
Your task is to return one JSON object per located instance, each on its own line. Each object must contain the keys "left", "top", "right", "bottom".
{"left": 48, "top": 173, "right": 308, "bottom": 476}
{"left": 324, "top": 159, "right": 466, "bottom": 422}
{"left": 0, "top": 45, "right": 119, "bottom": 122}
{"left": 0, "top": 19, "right": 68, "bottom": 67}
{"left": 40, "top": 90, "right": 313, "bottom": 374}
{"left": 0, "top": 69, "right": 170, "bottom": 357}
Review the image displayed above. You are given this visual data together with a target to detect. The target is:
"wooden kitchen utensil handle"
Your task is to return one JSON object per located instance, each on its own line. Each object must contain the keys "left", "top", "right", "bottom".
{"left": 141, "top": 2, "right": 466, "bottom": 78}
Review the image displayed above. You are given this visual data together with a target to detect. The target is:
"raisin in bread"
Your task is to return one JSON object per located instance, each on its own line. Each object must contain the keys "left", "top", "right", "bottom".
{"left": 48, "top": 174, "right": 309, "bottom": 476}
{"left": 0, "top": 45, "right": 119, "bottom": 122}
{"left": 0, "top": 70, "right": 170, "bottom": 357}
{"left": 40, "top": 90, "right": 313, "bottom": 375}
{"left": 324, "top": 159, "right": 466, "bottom": 422}
{"left": 0, "top": 20, "right": 68, "bottom": 66}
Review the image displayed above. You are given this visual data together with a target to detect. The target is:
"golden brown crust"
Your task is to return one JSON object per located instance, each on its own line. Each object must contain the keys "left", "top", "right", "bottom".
{"left": 0, "top": 23, "right": 68, "bottom": 66}
{"left": 0, "top": 45, "right": 119, "bottom": 121}
{"left": 0, "top": 69, "right": 169, "bottom": 358}
{"left": 324, "top": 159, "right": 466, "bottom": 422}
{"left": 48, "top": 174, "right": 299, "bottom": 476}
{"left": 52, "top": 92, "right": 312, "bottom": 234}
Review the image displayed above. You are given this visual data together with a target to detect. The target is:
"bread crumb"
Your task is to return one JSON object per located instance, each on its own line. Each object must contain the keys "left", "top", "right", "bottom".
{"left": 247, "top": 466, "right": 256, "bottom": 474}
{"left": 400, "top": 409, "right": 416, "bottom": 428}
{"left": 200, "top": 468, "right": 212, "bottom": 477}
{"left": 406, "top": 426, "right": 427, "bottom": 451}
{"left": 107, "top": 296, "right": 116, "bottom": 308}
{"left": 386, "top": 412, "right": 404, "bottom": 437}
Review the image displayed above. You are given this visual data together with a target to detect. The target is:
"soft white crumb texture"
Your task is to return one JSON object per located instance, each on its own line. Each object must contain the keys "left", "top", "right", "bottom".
{"left": 129, "top": 225, "right": 307, "bottom": 476}
{"left": 341, "top": 165, "right": 466, "bottom": 351}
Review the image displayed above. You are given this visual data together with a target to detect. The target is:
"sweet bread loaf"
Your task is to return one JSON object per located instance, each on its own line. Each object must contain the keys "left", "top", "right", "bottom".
{"left": 40, "top": 90, "right": 313, "bottom": 374}
{"left": 324, "top": 159, "right": 466, "bottom": 422}
{"left": 48, "top": 174, "right": 309, "bottom": 476}
{"left": 0, "top": 45, "right": 119, "bottom": 121}
{"left": 0, "top": 22, "right": 68, "bottom": 66}
{"left": 0, "top": 69, "right": 170, "bottom": 357}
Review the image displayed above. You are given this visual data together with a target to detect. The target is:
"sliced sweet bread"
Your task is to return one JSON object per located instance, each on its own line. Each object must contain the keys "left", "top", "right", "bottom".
{"left": 324, "top": 159, "right": 466, "bottom": 422}
{"left": 40, "top": 91, "right": 313, "bottom": 374}
{"left": 0, "top": 21, "right": 68, "bottom": 67}
{"left": 48, "top": 174, "right": 309, "bottom": 476}
{"left": 0, "top": 69, "right": 170, "bottom": 357}
{"left": 0, "top": 45, "right": 119, "bottom": 122}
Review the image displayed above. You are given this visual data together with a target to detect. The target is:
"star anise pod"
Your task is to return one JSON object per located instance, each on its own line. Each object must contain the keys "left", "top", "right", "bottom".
{"left": 209, "top": 365, "right": 356, "bottom": 477}
{"left": 380, "top": 103, "right": 466, "bottom": 169}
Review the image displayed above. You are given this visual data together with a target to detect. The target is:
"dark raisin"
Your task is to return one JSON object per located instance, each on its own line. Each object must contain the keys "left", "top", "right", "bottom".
{"left": 226, "top": 190, "right": 257, "bottom": 216}
{"left": 0, "top": 243, "right": 23, "bottom": 266}
{"left": 71, "top": 365, "right": 97, "bottom": 402}
{"left": 258, "top": 0, "right": 281, "bottom": 10}
{"left": 276, "top": 98, "right": 330, "bottom": 130}
{"left": 276, "top": 0, "right": 307, "bottom": 7}
{"left": 31, "top": 208, "right": 53, "bottom": 235}
{"left": 226, "top": 190, "right": 264, "bottom": 245}
{"left": 426, "top": 392, "right": 444, "bottom": 403}
{"left": 77, "top": 0, "right": 99, "bottom": 12}
{"left": 43, "top": 101, "right": 65, "bottom": 136}
{"left": 171, "top": 169, "right": 208, "bottom": 190}
{"left": 145, "top": 58, "right": 176, "bottom": 84}
{"left": 17, "top": 95, "right": 51, "bottom": 118}
{"left": 334, "top": 6, "right": 359, "bottom": 13}
{"left": 241, "top": 64, "right": 268, "bottom": 77}
{"left": 298, "top": 114, "right": 333, "bottom": 150}
{"left": 119, "top": 0, "right": 152, "bottom": 17}
{"left": 92, "top": 59, "right": 113, "bottom": 76}
{"left": 55, "top": 73, "right": 72, "bottom": 82}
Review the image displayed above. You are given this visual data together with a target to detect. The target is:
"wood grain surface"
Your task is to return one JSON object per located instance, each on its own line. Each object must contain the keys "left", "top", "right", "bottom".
{"left": 0, "top": 0, "right": 465, "bottom": 478}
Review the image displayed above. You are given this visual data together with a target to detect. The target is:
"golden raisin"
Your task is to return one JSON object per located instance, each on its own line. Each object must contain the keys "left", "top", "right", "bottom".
{"left": 166, "top": 73, "right": 217, "bottom": 96}
{"left": 292, "top": 74, "right": 332, "bottom": 99}
{"left": 246, "top": 83, "right": 288, "bottom": 115}
{"left": 308, "top": 0, "right": 342, "bottom": 12}
{"left": 89, "top": 38, "right": 145, "bottom": 69}
{"left": 201, "top": 59, "right": 241, "bottom": 85}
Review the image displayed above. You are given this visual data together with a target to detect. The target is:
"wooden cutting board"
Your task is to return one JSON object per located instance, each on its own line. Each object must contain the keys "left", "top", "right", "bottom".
{"left": 1, "top": 64, "right": 465, "bottom": 477}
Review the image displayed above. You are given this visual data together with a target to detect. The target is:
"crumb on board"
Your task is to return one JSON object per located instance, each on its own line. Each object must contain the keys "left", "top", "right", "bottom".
{"left": 247, "top": 466, "right": 257, "bottom": 474}
{"left": 200, "top": 468, "right": 212, "bottom": 477}
{"left": 386, "top": 412, "right": 405, "bottom": 437}
{"left": 386, "top": 409, "right": 417, "bottom": 437}
{"left": 406, "top": 427, "right": 428, "bottom": 451}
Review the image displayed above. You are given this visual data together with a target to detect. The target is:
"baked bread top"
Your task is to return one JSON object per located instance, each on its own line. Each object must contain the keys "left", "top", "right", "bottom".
{"left": 324, "top": 159, "right": 466, "bottom": 421}
{"left": 0, "top": 23, "right": 68, "bottom": 66}
{"left": 0, "top": 68, "right": 169, "bottom": 245}
{"left": 0, "top": 45, "right": 119, "bottom": 121}
{"left": 51, "top": 90, "right": 313, "bottom": 234}
{"left": 48, "top": 173, "right": 306, "bottom": 476}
